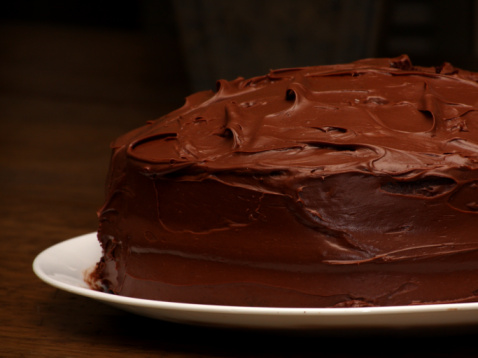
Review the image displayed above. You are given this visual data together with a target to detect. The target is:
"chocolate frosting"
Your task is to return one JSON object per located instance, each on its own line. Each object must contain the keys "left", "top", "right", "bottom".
{"left": 96, "top": 55, "right": 478, "bottom": 307}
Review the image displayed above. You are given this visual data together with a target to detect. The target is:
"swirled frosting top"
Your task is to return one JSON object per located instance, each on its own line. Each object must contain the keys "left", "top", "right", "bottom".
{"left": 114, "top": 55, "right": 478, "bottom": 180}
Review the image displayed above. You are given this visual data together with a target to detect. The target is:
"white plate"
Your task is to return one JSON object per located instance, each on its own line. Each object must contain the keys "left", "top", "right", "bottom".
{"left": 33, "top": 232, "right": 478, "bottom": 330}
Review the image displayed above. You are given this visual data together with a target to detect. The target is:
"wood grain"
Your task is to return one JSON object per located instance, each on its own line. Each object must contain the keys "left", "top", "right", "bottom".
{"left": 2, "top": 21, "right": 478, "bottom": 358}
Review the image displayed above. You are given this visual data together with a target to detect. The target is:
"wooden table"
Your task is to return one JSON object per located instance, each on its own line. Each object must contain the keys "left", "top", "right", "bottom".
{"left": 3, "top": 21, "right": 478, "bottom": 358}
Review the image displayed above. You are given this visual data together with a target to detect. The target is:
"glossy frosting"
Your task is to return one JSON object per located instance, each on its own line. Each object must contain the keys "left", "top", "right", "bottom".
{"left": 95, "top": 55, "right": 478, "bottom": 307}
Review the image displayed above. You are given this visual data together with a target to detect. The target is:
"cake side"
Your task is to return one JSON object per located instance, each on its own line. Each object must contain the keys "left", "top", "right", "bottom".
{"left": 94, "top": 55, "right": 478, "bottom": 307}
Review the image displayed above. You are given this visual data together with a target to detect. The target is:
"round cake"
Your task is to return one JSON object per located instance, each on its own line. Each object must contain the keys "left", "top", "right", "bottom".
{"left": 94, "top": 55, "right": 478, "bottom": 307}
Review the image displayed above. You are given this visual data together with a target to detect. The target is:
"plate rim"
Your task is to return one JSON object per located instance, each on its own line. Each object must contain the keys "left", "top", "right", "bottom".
{"left": 32, "top": 232, "right": 478, "bottom": 328}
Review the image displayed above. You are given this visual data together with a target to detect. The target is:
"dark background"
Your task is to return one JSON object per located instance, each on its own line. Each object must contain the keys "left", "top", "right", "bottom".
{"left": 2, "top": 0, "right": 477, "bottom": 95}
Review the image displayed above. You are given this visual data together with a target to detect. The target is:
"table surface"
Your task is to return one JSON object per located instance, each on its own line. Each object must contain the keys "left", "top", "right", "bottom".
{"left": 3, "top": 21, "right": 478, "bottom": 358}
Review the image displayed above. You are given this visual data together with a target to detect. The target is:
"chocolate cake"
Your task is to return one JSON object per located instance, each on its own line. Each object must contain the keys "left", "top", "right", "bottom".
{"left": 94, "top": 55, "right": 478, "bottom": 307}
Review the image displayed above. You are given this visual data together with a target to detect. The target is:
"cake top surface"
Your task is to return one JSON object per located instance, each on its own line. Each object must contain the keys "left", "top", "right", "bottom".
{"left": 113, "top": 55, "right": 478, "bottom": 179}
